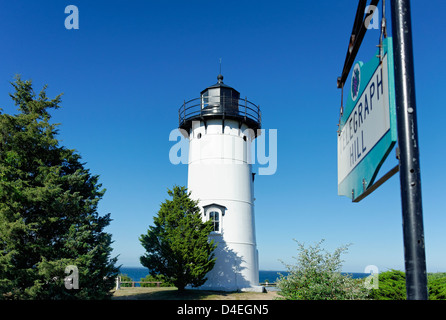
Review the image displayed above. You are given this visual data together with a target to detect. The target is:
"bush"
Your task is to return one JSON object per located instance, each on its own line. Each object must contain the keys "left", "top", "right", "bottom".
{"left": 368, "top": 270, "right": 406, "bottom": 300}
{"left": 276, "top": 239, "right": 369, "bottom": 300}
{"left": 368, "top": 270, "right": 446, "bottom": 300}
{"left": 118, "top": 274, "right": 133, "bottom": 288}
{"left": 140, "top": 274, "right": 174, "bottom": 287}
{"left": 428, "top": 273, "right": 446, "bottom": 300}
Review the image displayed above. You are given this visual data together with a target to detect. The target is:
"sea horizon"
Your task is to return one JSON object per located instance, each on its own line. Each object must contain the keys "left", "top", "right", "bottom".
{"left": 118, "top": 266, "right": 371, "bottom": 286}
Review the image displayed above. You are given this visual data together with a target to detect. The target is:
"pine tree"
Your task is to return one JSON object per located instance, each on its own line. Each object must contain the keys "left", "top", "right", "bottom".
{"left": 0, "top": 76, "right": 118, "bottom": 299}
{"left": 139, "top": 186, "right": 216, "bottom": 291}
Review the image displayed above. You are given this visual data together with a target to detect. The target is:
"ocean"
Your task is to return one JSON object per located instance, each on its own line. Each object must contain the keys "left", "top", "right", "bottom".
{"left": 118, "top": 267, "right": 370, "bottom": 287}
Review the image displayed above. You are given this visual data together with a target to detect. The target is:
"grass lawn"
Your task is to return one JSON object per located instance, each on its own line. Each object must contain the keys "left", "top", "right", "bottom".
{"left": 112, "top": 287, "right": 278, "bottom": 300}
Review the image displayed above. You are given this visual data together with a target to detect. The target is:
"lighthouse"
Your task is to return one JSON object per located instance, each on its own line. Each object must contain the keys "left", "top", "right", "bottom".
{"left": 178, "top": 74, "right": 263, "bottom": 292}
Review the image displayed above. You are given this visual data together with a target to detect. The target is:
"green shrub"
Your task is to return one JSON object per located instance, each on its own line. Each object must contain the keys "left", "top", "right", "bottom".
{"left": 428, "top": 272, "right": 446, "bottom": 281}
{"left": 276, "top": 239, "right": 369, "bottom": 300}
{"left": 428, "top": 274, "right": 446, "bottom": 300}
{"left": 118, "top": 274, "right": 133, "bottom": 288}
{"left": 368, "top": 270, "right": 446, "bottom": 300}
{"left": 368, "top": 270, "right": 406, "bottom": 300}
{"left": 140, "top": 274, "right": 174, "bottom": 287}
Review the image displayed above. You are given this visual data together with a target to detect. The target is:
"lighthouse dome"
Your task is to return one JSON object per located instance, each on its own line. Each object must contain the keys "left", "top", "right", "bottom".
{"left": 200, "top": 74, "right": 240, "bottom": 116}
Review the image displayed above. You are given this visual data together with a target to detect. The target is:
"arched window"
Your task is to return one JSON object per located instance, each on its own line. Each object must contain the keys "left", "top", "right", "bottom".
{"left": 203, "top": 203, "right": 226, "bottom": 234}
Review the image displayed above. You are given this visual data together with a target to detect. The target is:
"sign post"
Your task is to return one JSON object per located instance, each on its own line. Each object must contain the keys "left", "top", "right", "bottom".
{"left": 390, "top": 0, "right": 428, "bottom": 300}
{"left": 337, "top": 0, "right": 428, "bottom": 300}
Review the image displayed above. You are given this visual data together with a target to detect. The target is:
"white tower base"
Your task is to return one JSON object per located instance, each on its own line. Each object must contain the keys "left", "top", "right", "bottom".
{"left": 186, "top": 119, "right": 260, "bottom": 292}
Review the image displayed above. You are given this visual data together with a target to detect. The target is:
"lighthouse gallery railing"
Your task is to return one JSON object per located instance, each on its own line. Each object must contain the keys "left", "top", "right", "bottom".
{"left": 179, "top": 96, "right": 261, "bottom": 129}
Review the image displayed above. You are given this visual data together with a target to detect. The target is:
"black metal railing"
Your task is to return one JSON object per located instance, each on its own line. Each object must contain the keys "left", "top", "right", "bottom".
{"left": 178, "top": 96, "right": 261, "bottom": 129}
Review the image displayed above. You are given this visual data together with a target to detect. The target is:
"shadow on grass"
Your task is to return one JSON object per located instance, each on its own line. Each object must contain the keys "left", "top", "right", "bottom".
{"left": 112, "top": 287, "right": 238, "bottom": 300}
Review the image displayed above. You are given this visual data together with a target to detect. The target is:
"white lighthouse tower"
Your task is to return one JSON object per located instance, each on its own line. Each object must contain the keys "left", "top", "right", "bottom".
{"left": 179, "top": 74, "right": 263, "bottom": 292}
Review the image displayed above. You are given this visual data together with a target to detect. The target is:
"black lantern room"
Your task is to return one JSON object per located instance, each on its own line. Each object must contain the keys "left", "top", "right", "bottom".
{"left": 179, "top": 74, "right": 261, "bottom": 134}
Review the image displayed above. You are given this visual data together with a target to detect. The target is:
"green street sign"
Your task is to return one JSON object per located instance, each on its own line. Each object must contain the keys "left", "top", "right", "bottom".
{"left": 337, "top": 37, "right": 397, "bottom": 201}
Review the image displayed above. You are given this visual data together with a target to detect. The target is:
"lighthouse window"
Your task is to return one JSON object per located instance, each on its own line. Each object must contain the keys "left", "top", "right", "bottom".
{"left": 209, "top": 211, "right": 220, "bottom": 232}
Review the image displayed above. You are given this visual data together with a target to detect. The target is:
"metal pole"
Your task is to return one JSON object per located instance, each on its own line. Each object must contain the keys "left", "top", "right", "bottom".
{"left": 390, "top": 0, "right": 428, "bottom": 300}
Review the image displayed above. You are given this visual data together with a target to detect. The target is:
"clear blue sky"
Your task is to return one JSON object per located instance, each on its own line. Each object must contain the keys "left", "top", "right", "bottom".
{"left": 1, "top": 0, "right": 445, "bottom": 272}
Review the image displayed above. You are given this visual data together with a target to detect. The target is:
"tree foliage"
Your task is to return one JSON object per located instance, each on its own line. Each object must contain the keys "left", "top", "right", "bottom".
{"left": 276, "top": 239, "right": 369, "bottom": 300}
{"left": 140, "top": 274, "right": 174, "bottom": 287}
{"left": 368, "top": 269, "right": 406, "bottom": 300}
{"left": 118, "top": 274, "right": 133, "bottom": 288}
{"left": 428, "top": 273, "right": 446, "bottom": 300}
{"left": 0, "top": 76, "right": 118, "bottom": 299}
{"left": 139, "top": 186, "right": 216, "bottom": 291}
{"left": 369, "top": 270, "right": 446, "bottom": 300}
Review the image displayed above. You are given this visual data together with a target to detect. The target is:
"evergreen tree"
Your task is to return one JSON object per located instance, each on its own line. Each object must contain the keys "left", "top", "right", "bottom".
{"left": 139, "top": 186, "right": 216, "bottom": 291}
{"left": 0, "top": 76, "right": 118, "bottom": 299}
